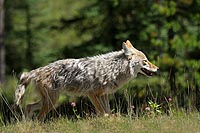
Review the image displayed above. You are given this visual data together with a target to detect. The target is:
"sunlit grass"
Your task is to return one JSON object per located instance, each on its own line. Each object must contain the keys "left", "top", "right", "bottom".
{"left": 1, "top": 112, "right": 200, "bottom": 133}
{"left": 1, "top": 77, "right": 200, "bottom": 132}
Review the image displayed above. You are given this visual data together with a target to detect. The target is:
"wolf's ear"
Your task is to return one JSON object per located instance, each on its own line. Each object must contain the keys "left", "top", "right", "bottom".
{"left": 125, "top": 40, "right": 134, "bottom": 48}
{"left": 122, "top": 40, "right": 134, "bottom": 60}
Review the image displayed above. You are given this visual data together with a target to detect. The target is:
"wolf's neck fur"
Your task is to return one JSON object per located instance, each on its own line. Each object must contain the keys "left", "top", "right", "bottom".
{"left": 93, "top": 50, "right": 133, "bottom": 89}
{"left": 89, "top": 50, "right": 124, "bottom": 60}
{"left": 90, "top": 50, "right": 134, "bottom": 79}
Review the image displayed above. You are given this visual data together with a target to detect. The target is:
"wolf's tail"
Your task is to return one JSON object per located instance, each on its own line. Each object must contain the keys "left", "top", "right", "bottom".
{"left": 14, "top": 72, "right": 32, "bottom": 106}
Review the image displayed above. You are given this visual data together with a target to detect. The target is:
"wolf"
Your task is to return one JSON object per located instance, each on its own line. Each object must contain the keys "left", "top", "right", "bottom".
{"left": 14, "top": 40, "right": 158, "bottom": 120}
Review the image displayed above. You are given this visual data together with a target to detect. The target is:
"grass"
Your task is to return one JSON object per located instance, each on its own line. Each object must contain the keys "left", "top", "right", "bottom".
{"left": 1, "top": 77, "right": 200, "bottom": 132}
{"left": 1, "top": 112, "right": 200, "bottom": 133}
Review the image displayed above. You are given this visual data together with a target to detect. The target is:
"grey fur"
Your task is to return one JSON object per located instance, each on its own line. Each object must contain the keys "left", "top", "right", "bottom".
{"left": 19, "top": 51, "right": 132, "bottom": 96}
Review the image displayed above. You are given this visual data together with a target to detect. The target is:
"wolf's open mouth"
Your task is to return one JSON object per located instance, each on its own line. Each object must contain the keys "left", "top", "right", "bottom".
{"left": 141, "top": 68, "right": 156, "bottom": 76}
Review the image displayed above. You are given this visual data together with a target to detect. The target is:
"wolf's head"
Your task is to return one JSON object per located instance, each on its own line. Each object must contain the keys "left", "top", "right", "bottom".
{"left": 122, "top": 40, "right": 159, "bottom": 77}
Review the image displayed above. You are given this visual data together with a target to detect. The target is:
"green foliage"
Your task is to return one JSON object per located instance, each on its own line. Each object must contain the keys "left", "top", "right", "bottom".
{"left": 148, "top": 100, "right": 162, "bottom": 114}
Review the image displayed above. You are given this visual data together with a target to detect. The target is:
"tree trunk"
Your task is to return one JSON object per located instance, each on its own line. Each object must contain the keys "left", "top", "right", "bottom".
{"left": 0, "top": 0, "right": 5, "bottom": 84}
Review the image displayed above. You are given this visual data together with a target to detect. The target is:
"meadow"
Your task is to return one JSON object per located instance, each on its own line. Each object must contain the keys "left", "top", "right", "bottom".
{"left": 1, "top": 111, "right": 200, "bottom": 133}
{"left": 1, "top": 77, "right": 200, "bottom": 133}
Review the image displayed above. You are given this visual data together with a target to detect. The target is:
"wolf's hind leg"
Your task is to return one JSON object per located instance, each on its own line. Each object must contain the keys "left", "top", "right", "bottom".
{"left": 25, "top": 100, "right": 42, "bottom": 120}
{"left": 37, "top": 90, "right": 59, "bottom": 121}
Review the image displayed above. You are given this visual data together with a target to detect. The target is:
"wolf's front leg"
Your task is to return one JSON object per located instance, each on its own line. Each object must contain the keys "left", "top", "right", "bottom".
{"left": 88, "top": 93, "right": 106, "bottom": 115}
{"left": 99, "top": 94, "right": 111, "bottom": 114}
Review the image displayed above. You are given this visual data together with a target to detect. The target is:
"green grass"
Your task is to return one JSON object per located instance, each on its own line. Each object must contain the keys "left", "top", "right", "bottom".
{"left": 1, "top": 77, "right": 200, "bottom": 132}
{"left": 1, "top": 112, "right": 200, "bottom": 133}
